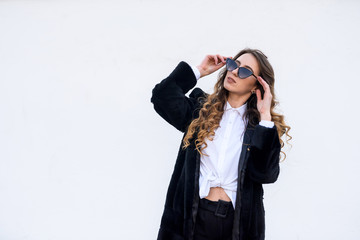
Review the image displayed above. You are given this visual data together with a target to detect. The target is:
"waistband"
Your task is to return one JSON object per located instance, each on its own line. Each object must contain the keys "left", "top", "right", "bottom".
{"left": 199, "top": 197, "right": 234, "bottom": 218}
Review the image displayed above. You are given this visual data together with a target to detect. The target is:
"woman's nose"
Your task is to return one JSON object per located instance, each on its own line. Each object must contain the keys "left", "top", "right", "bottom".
{"left": 231, "top": 68, "right": 238, "bottom": 77}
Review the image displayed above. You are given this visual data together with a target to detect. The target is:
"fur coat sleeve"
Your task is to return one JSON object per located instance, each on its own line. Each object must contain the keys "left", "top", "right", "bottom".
{"left": 246, "top": 124, "right": 281, "bottom": 184}
{"left": 150, "top": 61, "right": 206, "bottom": 133}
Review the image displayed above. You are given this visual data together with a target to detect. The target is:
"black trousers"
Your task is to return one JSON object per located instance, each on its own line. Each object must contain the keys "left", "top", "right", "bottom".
{"left": 193, "top": 196, "right": 235, "bottom": 240}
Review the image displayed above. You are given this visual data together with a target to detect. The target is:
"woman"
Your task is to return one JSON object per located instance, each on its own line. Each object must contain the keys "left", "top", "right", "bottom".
{"left": 151, "top": 48, "right": 292, "bottom": 240}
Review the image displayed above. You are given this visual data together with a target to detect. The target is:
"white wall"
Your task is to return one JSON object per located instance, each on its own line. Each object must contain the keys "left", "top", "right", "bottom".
{"left": 0, "top": 0, "right": 359, "bottom": 239}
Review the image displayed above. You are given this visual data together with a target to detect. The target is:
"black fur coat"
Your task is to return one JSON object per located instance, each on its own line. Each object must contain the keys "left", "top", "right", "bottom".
{"left": 150, "top": 61, "right": 281, "bottom": 240}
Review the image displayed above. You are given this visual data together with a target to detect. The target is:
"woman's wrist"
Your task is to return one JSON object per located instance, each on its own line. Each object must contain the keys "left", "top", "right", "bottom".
{"left": 260, "top": 114, "right": 272, "bottom": 121}
{"left": 196, "top": 66, "right": 206, "bottom": 78}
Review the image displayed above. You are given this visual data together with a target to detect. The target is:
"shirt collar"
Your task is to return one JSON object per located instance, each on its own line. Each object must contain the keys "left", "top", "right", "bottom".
{"left": 224, "top": 100, "right": 247, "bottom": 116}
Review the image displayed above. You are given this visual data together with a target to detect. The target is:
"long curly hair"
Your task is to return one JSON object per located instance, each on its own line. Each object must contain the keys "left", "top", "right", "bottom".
{"left": 181, "top": 48, "right": 292, "bottom": 162}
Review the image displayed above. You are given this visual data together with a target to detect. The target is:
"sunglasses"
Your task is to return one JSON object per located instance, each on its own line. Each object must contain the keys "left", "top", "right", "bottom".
{"left": 226, "top": 58, "right": 258, "bottom": 80}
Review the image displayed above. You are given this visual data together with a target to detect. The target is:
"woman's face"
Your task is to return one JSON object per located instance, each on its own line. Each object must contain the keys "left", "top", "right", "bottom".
{"left": 224, "top": 53, "right": 260, "bottom": 96}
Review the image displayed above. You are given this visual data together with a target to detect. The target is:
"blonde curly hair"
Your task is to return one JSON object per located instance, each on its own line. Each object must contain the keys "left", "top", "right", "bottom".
{"left": 182, "top": 48, "right": 292, "bottom": 162}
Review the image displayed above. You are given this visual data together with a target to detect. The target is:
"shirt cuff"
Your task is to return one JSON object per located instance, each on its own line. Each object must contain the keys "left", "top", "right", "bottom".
{"left": 191, "top": 65, "right": 201, "bottom": 80}
{"left": 259, "top": 120, "right": 274, "bottom": 128}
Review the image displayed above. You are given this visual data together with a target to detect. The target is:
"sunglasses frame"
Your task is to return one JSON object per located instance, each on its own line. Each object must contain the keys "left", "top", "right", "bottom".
{"left": 225, "top": 58, "right": 258, "bottom": 80}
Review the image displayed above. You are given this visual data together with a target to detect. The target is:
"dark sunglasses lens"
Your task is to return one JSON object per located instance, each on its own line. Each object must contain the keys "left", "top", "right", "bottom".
{"left": 226, "top": 59, "right": 237, "bottom": 71}
{"left": 238, "top": 67, "right": 252, "bottom": 79}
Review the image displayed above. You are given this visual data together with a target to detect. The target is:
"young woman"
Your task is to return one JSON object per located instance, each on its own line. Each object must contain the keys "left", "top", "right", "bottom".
{"left": 151, "top": 48, "right": 292, "bottom": 240}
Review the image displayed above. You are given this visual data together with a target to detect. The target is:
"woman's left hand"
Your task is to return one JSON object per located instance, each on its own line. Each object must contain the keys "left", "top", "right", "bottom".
{"left": 255, "top": 76, "right": 272, "bottom": 121}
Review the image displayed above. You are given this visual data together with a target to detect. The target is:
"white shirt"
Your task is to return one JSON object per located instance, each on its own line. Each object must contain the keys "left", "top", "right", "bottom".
{"left": 190, "top": 64, "right": 274, "bottom": 209}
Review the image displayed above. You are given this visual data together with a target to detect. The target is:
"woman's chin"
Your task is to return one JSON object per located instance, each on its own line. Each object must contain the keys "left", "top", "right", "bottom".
{"left": 224, "top": 83, "right": 235, "bottom": 92}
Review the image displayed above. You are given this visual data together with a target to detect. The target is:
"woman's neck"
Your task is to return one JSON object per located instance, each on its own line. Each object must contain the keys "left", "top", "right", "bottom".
{"left": 227, "top": 92, "right": 250, "bottom": 108}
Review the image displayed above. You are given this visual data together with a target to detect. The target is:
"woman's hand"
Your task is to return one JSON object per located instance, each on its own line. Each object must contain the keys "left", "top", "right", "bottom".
{"left": 255, "top": 76, "right": 272, "bottom": 121}
{"left": 196, "top": 54, "right": 231, "bottom": 78}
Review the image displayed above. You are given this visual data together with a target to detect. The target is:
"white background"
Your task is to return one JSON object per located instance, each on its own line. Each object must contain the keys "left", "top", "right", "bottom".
{"left": 0, "top": 0, "right": 359, "bottom": 239}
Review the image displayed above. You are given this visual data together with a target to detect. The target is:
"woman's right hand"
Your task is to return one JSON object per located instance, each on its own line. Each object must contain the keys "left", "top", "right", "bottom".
{"left": 196, "top": 54, "right": 232, "bottom": 78}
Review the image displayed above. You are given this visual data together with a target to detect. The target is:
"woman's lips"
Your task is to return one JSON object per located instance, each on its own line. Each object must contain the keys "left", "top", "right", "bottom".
{"left": 227, "top": 77, "right": 236, "bottom": 83}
